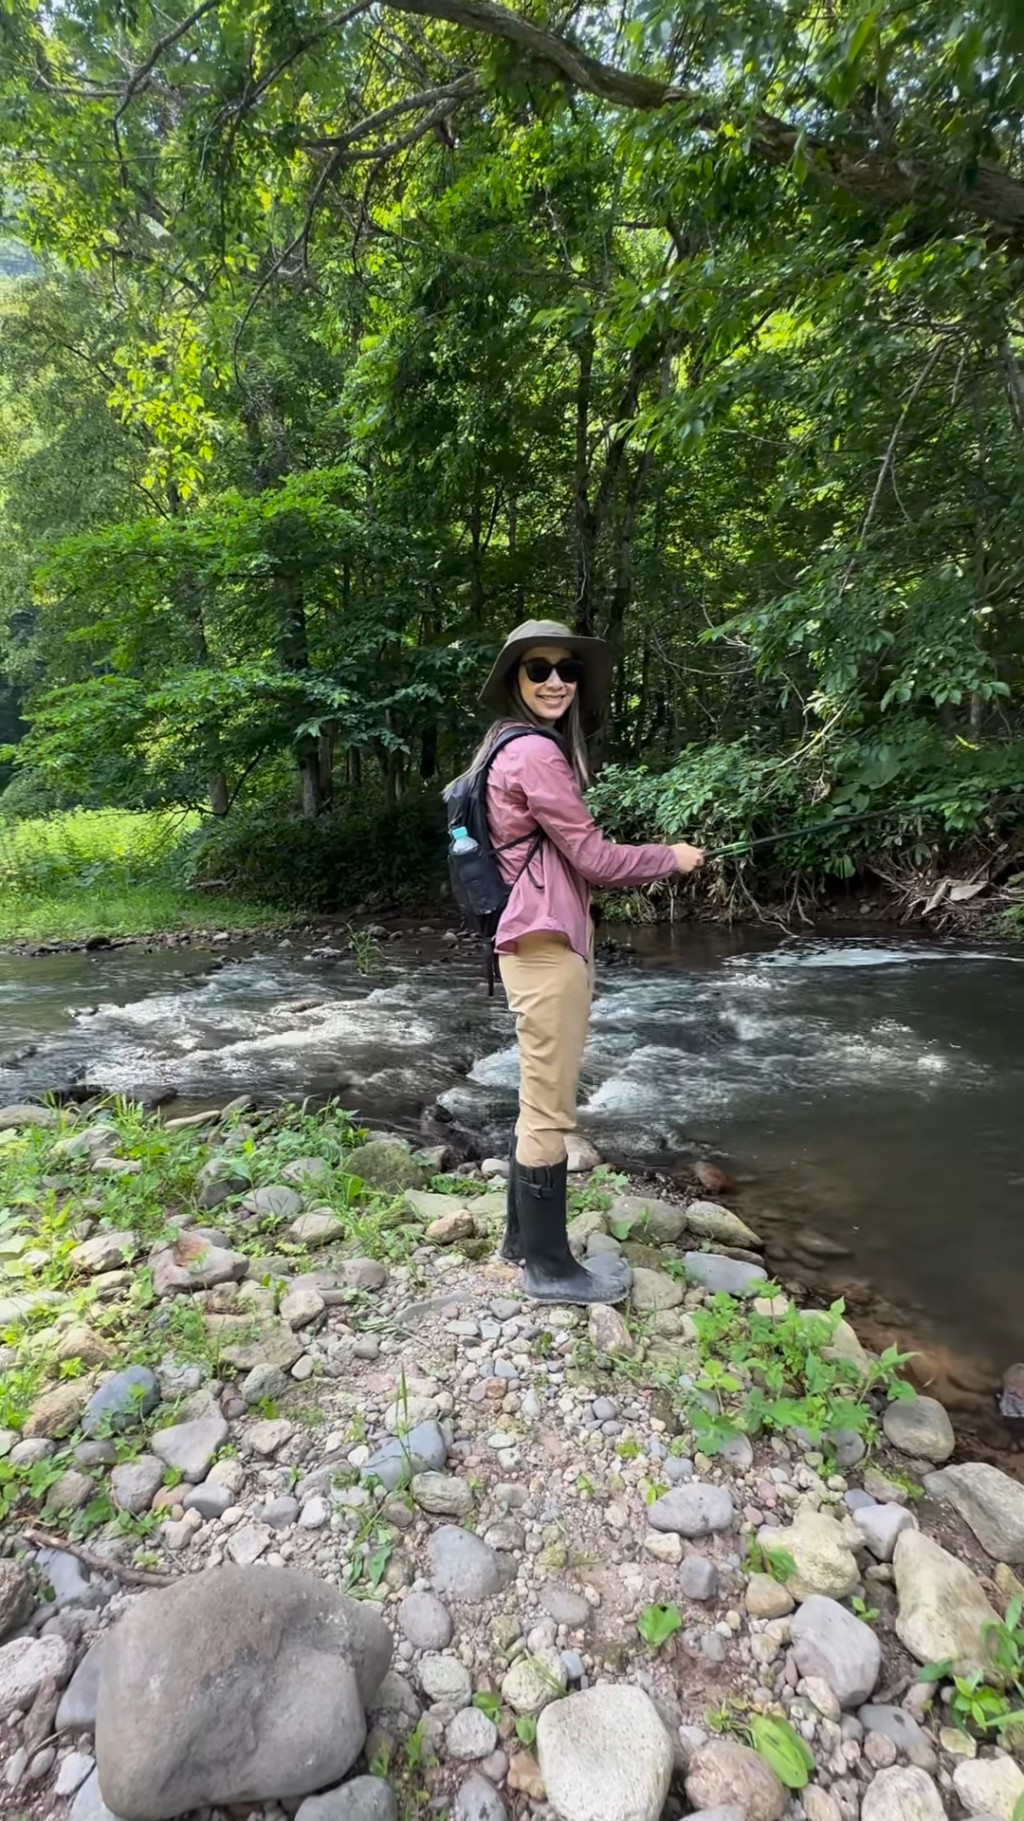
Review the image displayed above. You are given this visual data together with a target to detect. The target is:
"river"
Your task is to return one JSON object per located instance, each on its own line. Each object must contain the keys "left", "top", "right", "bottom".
{"left": 1, "top": 926, "right": 1022, "bottom": 1405}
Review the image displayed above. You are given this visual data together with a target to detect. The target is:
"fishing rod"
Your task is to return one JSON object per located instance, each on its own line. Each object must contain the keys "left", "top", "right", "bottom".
{"left": 700, "top": 792, "right": 970, "bottom": 860}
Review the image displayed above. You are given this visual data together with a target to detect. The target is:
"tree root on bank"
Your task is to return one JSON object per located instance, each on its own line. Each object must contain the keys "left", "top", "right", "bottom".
{"left": 21, "top": 1525, "right": 179, "bottom": 1589}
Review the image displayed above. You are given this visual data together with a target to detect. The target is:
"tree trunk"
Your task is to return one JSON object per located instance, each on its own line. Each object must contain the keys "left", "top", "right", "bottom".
{"left": 208, "top": 773, "right": 230, "bottom": 816}
{"left": 420, "top": 721, "right": 438, "bottom": 780}
{"left": 318, "top": 727, "right": 335, "bottom": 805}
{"left": 298, "top": 743, "right": 322, "bottom": 818}
{"left": 573, "top": 327, "right": 597, "bottom": 633}
{"left": 469, "top": 470, "right": 485, "bottom": 623}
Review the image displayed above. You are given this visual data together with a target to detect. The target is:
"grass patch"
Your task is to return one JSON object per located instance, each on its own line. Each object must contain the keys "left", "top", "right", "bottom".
{"left": 0, "top": 883, "right": 287, "bottom": 943}
{"left": 0, "top": 808, "right": 290, "bottom": 941}
{"left": 0, "top": 1096, "right": 437, "bottom": 1542}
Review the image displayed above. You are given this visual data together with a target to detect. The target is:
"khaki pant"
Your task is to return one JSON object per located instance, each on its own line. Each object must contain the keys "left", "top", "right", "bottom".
{"left": 499, "top": 933, "right": 592, "bottom": 1167}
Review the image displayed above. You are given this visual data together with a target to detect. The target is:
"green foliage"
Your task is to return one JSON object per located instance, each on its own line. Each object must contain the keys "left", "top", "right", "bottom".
{"left": 0, "top": 808, "right": 289, "bottom": 940}
{"left": 2, "top": 0, "right": 1024, "bottom": 927}
{"left": 189, "top": 789, "right": 445, "bottom": 912}
{"left": 636, "top": 1602, "right": 682, "bottom": 1649}
{"left": 568, "top": 1168, "right": 630, "bottom": 1218}
{"left": 514, "top": 1715, "right": 538, "bottom": 1748}
{"left": 851, "top": 1596, "right": 880, "bottom": 1625}
{"left": 428, "top": 1175, "right": 485, "bottom": 1197}
{"left": 472, "top": 1691, "right": 500, "bottom": 1723}
{"left": 675, "top": 1294, "right": 913, "bottom": 1457}
{"left": 919, "top": 1597, "right": 1024, "bottom": 1741}
{"left": 747, "top": 1715, "right": 816, "bottom": 1790}
{"left": 709, "top": 1700, "right": 815, "bottom": 1790}
{"left": 744, "top": 1537, "right": 797, "bottom": 1585}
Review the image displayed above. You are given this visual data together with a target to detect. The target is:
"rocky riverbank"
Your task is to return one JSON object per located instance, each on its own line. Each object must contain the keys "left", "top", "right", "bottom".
{"left": 1, "top": 1100, "right": 1023, "bottom": 1821}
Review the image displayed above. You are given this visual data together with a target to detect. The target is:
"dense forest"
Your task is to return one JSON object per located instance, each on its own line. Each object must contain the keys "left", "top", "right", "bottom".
{"left": 2, "top": 0, "right": 1024, "bottom": 921}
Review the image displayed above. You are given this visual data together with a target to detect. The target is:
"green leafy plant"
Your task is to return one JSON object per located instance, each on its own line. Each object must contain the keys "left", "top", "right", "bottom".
{"left": 345, "top": 924, "right": 382, "bottom": 974}
{"left": 472, "top": 1691, "right": 500, "bottom": 1723}
{"left": 636, "top": 1602, "right": 682, "bottom": 1650}
{"left": 675, "top": 1294, "right": 914, "bottom": 1460}
{"left": 748, "top": 1714, "right": 816, "bottom": 1790}
{"left": 851, "top": 1596, "right": 880, "bottom": 1625}
{"left": 404, "top": 1719, "right": 432, "bottom": 1773}
{"left": 367, "top": 1741, "right": 392, "bottom": 1779}
{"left": 919, "top": 1599, "right": 1024, "bottom": 1741}
{"left": 515, "top": 1715, "right": 538, "bottom": 1748}
{"left": 708, "top": 1700, "right": 815, "bottom": 1791}
{"left": 744, "top": 1537, "right": 796, "bottom": 1584}
{"left": 568, "top": 1168, "right": 629, "bottom": 1217}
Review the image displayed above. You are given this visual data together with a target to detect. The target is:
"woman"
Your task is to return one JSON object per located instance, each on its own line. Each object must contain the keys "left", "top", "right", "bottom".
{"left": 476, "top": 618, "right": 703, "bottom": 1306}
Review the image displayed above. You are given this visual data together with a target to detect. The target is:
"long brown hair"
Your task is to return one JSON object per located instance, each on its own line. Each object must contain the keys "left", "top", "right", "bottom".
{"left": 458, "top": 678, "right": 591, "bottom": 794}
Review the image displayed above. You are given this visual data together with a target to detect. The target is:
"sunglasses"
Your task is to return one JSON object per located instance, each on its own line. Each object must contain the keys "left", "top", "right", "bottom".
{"left": 520, "top": 657, "right": 585, "bottom": 686}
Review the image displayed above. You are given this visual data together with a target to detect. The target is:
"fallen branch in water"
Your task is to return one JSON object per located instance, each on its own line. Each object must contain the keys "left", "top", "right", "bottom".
{"left": 21, "top": 1526, "right": 179, "bottom": 1589}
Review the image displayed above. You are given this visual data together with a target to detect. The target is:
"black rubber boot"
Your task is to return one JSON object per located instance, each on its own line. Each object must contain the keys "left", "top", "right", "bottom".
{"left": 499, "top": 1139, "right": 523, "bottom": 1263}
{"left": 516, "top": 1158, "right": 631, "bottom": 1306}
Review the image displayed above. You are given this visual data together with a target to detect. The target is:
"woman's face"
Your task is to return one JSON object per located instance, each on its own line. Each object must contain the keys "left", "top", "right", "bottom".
{"left": 517, "top": 644, "right": 579, "bottom": 724}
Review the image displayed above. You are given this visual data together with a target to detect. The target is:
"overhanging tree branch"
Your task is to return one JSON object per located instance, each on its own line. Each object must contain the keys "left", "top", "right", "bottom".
{"left": 380, "top": 0, "right": 1024, "bottom": 248}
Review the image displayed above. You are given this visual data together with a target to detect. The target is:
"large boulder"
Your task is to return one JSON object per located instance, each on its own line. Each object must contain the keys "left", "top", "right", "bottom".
{"left": 882, "top": 1395, "right": 954, "bottom": 1464}
{"left": 610, "top": 1193, "right": 687, "bottom": 1246}
{"left": 536, "top": 1683, "right": 673, "bottom": 1821}
{"left": 685, "top": 1739, "right": 786, "bottom": 1821}
{"left": 791, "top": 1596, "right": 881, "bottom": 1707}
{"left": 297, "top": 1780, "right": 397, "bottom": 1821}
{"left": 893, "top": 1529, "right": 1001, "bottom": 1676}
{"left": 647, "top": 1484, "right": 735, "bottom": 1538}
{"left": 69, "top": 1231, "right": 138, "bottom": 1274}
{"left": 346, "top": 1140, "right": 426, "bottom": 1192}
{"left": 238, "top": 1184, "right": 303, "bottom": 1223}
{"left": 759, "top": 1508, "right": 859, "bottom": 1602}
{"left": 0, "top": 1103, "right": 57, "bottom": 1129}
{"left": 0, "top": 1634, "right": 71, "bottom": 1719}
{"left": 684, "top": 1200, "right": 763, "bottom": 1248}
{"left": 427, "top": 1527, "right": 506, "bottom": 1602}
{"left": 860, "top": 1766, "right": 947, "bottom": 1821}
{"left": 150, "top": 1410, "right": 227, "bottom": 1482}
{"left": 82, "top": 1366, "right": 160, "bottom": 1437}
{"left": 952, "top": 1754, "right": 1024, "bottom": 1818}
{"left": 630, "top": 1268, "right": 684, "bottom": 1313}
{"left": 683, "top": 1253, "right": 767, "bottom": 1294}
{"left": 24, "top": 1378, "right": 92, "bottom": 1439}
{"left": 924, "top": 1461, "right": 1024, "bottom": 1565}
{"left": 95, "top": 1565, "right": 392, "bottom": 1819}
{"left": 0, "top": 1559, "right": 34, "bottom": 1642}
{"left": 151, "top": 1232, "right": 249, "bottom": 1296}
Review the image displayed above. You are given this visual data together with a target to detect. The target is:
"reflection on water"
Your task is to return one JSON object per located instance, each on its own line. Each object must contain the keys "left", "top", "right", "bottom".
{"left": 1, "top": 927, "right": 1022, "bottom": 1364}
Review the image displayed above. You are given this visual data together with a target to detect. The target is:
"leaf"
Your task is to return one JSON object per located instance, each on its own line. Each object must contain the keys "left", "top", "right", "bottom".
{"left": 515, "top": 1715, "right": 538, "bottom": 1747}
{"left": 1011, "top": 1790, "right": 1024, "bottom": 1821}
{"left": 473, "top": 1691, "right": 500, "bottom": 1722}
{"left": 917, "top": 1659, "right": 953, "bottom": 1684}
{"left": 636, "top": 1602, "right": 682, "bottom": 1649}
{"left": 609, "top": 1218, "right": 633, "bottom": 1240}
{"left": 748, "top": 1714, "right": 815, "bottom": 1789}
{"left": 847, "top": 10, "right": 878, "bottom": 66}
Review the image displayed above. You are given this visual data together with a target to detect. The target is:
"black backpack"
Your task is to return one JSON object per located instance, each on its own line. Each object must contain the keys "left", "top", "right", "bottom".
{"left": 443, "top": 725, "right": 563, "bottom": 985}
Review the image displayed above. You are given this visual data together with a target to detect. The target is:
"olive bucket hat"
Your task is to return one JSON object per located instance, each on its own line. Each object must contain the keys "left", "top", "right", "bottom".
{"left": 479, "top": 618, "right": 614, "bottom": 715}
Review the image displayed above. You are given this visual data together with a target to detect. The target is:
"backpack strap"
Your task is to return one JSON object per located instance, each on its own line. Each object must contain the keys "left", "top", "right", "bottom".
{"left": 479, "top": 724, "right": 564, "bottom": 997}
{"left": 482, "top": 724, "right": 563, "bottom": 886}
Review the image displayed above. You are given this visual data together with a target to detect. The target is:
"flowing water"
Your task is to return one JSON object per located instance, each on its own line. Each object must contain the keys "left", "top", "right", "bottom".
{"left": 2, "top": 926, "right": 1022, "bottom": 1385}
